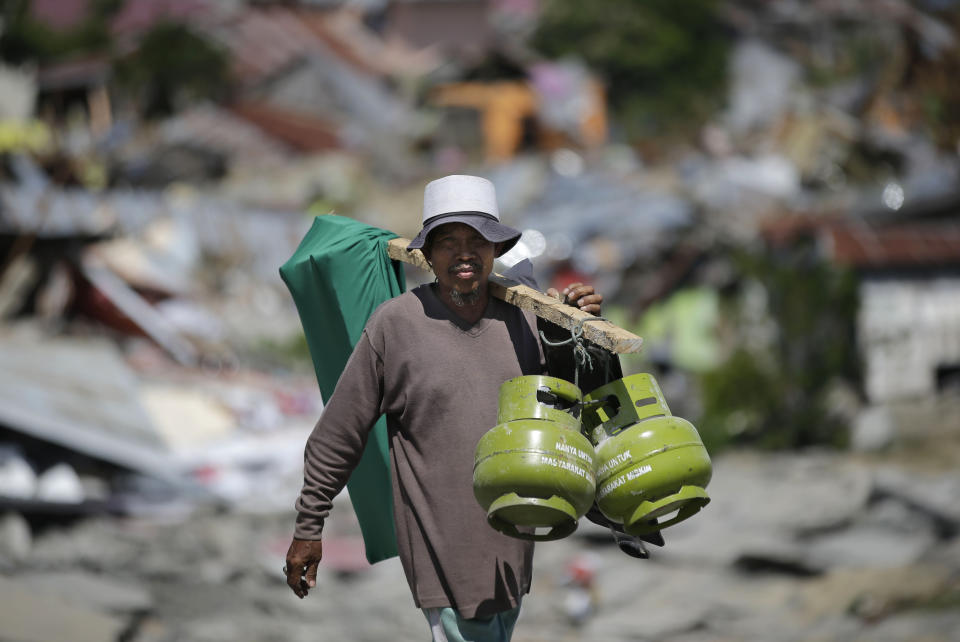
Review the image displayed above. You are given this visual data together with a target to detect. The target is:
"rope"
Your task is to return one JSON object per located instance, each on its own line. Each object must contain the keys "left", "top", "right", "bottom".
{"left": 540, "top": 316, "right": 611, "bottom": 390}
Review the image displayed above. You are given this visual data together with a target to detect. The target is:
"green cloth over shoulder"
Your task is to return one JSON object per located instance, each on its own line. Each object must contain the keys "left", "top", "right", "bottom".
{"left": 279, "top": 214, "right": 403, "bottom": 563}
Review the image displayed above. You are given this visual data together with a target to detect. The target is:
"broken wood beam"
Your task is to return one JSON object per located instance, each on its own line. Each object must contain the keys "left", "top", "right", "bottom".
{"left": 385, "top": 237, "right": 643, "bottom": 354}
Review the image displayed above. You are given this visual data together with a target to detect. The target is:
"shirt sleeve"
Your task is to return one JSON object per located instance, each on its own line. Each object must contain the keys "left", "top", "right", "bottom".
{"left": 294, "top": 328, "right": 385, "bottom": 539}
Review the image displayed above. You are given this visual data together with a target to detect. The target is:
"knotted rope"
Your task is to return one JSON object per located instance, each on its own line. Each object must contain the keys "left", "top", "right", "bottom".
{"left": 539, "top": 315, "right": 613, "bottom": 391}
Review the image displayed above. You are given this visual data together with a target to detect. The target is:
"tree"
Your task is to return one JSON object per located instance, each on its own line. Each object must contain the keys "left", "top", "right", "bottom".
{"left": 531, "top": 0, "right": 730, "bottom": 142}
{"left": 113, "top": 22, "right": 229, "bottom": 118}
{"left": 0, "top": 0, "right": 122, "bottom": 63}
{"left": 697, "top": 240, "right": 861, "bottom": 452}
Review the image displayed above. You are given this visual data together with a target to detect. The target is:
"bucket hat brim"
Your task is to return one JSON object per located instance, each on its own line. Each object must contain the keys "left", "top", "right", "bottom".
{"left": 407, "top": 212, "right": 521, "bottom": 258}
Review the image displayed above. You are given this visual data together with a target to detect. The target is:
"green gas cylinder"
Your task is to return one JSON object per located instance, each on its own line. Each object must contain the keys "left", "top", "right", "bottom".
{"left": 583, "top": 373, "right": 711, "bottom": 536}
{"left": 473, "top": 375, "right": 596, "bottom": 541}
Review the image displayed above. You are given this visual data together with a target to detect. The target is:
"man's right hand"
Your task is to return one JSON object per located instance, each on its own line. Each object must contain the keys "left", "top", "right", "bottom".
{"left": 284, "top": 538, "right": 323, "bottom": 598}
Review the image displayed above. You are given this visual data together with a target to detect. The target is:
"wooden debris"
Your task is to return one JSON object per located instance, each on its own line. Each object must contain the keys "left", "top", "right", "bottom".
{"left": 385, "top": 237, "right": 643, "bottom": 354}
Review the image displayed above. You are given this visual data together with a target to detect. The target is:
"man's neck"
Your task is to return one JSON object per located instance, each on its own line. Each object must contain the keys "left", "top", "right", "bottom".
{"left": 436, "top": 284, "right": 489, "bottom": 324}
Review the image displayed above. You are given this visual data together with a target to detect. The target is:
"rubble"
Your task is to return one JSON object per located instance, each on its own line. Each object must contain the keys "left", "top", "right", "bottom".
{"left": 0, "top": 324, "right": 174, "bottom": 481}
{"left": 0, "top": 451, "right": 953, "bottom": 642}
{"left": 0, "top": 65, "right": 38, "bottom": 122}
{"left": 0, "top": 511, "right": 31, "bottom": 562}
{"left": 725, "top": 40, "right": 800, "bottom": 135}
{"left": 77, "top": 259, "right": 199, "bottom": 366}
{"left": 0, "top": 576, "right": 127, "bottom": 642}
{"left": 0, "top": 1, "right": 958, "bottom": 640}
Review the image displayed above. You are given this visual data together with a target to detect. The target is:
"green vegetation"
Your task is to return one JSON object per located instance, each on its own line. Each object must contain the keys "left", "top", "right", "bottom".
{"left": 697, "top": 242, "right": 861, "bottom": 452}
{"left": 0, "top": 2, "right": 229, "bottom": 120}
{"left": 531, "top": 0, "right": 730, "bottom": 142}
{"left": 0, "top": 0, "right": 122, "bottom": 63}
{"left": 247, "top": 331, "right": 314, "bottom": 374}
{"left": 113, "top": 22, "right": 229, "bottom": 118}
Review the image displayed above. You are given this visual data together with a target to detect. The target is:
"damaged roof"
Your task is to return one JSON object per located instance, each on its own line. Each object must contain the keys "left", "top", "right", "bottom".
{"left": 0, "top": 324, "right": 176, "bottom": 481}
{"left": 763, "top": 209, "right": 960, "bottom": 269}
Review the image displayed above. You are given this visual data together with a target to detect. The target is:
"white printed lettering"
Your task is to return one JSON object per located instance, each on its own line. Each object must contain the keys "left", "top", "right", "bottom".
{"left": 554, "top": 441, "right": 591, "bottom": 461}
{"left": 538, "top": 455, "right": 594, "bottom": 482}
{"left": 597, "top": 465, "right": 653, "bottom": 499}
{"left": 597, "top": 451, "right": 632, "bottom": 476}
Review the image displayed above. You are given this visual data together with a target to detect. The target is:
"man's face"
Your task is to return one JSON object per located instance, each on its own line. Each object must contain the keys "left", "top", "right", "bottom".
{"left": 424, "top": 222, "right": 498, "bottom": 298}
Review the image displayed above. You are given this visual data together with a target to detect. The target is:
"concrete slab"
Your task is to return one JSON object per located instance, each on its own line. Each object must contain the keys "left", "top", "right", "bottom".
{"left": 0, "top": 576, "right": 126, "bottom": 642}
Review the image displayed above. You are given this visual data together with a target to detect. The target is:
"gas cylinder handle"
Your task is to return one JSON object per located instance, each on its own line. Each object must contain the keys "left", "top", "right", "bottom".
{"left": 497, "top": 375, "right": 582, "bottom": 428}
{"left": 540, "top": 376, "right": 582, "bottom": 404}
{"left": 486, "top": 493, "right": 580, "bottom": 541}
{"left": 625, "top": 485, "right": 710, "bottom": 535}
{"left": 488, "top": 516, "right": 578, "bottom": 542}
{"left": 582, "top": 374, "right": 671, "bottom": 433}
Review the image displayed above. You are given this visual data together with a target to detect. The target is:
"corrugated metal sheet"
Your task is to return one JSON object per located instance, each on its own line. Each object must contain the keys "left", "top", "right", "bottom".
{"left": 0, "top": 186, "right": 119, "bottom": 238}
{"left": 762, "top": 214, "right": 960, "bottom": 268}
{"left": 0, "top": 186, "right": 310, "bottom": 281}
{"left": 294, "top": 8, "right": 381, "bottom": 76}
{"left": 29, "top": 0, "right": 429, "bottom": 84}
{"left": 228, "top": 102, "right": 341, "bottom": 152}
{"left": 36, "top": 57, "right": 111, "bottom": 91}
{"left": 0, "top": 324, "right": 174, "bottom": 478}
{"left": 203, "top": 6, "right": 432, "bottom": 84}
{"left": 859, "top": 277, "right": 960, "bottom": 400}
{"left": 29, "top": 0, "right": 91, "bottom": 32}
{"left": 205, "top": 7, "right": 342, "bottom": 85}
{"left": 827, "top": 221, "right": 960, "bottom": 268}
{"left": 763, "top": 211, "right": 960, "bottom": 402}
{"left": 158, "top": 104, "right": 291, "bottom": 166}
{"left": 111, "top": 0, "right": 216, "bottom": 39}
{"left": 514, "top": 171, "right": 693, "bottom": 264}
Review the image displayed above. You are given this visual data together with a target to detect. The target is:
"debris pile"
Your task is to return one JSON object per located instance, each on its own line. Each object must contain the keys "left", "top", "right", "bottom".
{"left": 1, "top": 0, "right": 958, "bottom": 639}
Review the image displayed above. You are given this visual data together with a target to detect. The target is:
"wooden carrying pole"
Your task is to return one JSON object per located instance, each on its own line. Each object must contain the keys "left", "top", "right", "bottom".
{"left": 385, "top": 238, "right": 643, "bottom": 355}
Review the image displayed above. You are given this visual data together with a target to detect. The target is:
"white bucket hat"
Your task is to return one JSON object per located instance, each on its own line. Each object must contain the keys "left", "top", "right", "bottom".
{"left": 407, "top": 175, "right": 521, "bottom": 257}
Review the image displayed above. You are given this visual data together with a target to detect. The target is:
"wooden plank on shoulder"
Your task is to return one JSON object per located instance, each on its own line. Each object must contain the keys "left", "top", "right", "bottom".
{"left": 385, "top": 237, "right": 643, "bottom": 354}
{"left": 386, "top": 237, "right": 432, "bottom": 271}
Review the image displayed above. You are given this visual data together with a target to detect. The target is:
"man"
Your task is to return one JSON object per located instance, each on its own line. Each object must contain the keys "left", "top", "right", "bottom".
{"left": 283, "top": 175, "right": 650, "bottom": 641}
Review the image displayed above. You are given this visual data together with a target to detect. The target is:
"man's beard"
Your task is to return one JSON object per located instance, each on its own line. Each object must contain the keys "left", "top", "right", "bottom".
{"left": 450, "top": 284, "right": 481, "bottom": 307}
{"left": 447, "top": 261, "right": 483, "bottom": 306}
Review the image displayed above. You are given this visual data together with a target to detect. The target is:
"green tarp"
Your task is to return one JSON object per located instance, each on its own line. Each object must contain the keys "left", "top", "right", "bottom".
{"left": 279, "top": 214, "right": 403, "bottom": 563}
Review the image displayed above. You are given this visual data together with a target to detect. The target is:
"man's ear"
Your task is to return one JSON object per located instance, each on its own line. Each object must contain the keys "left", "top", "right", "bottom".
{"left": 494, "top": 242, "right": 504, "bottom": 257}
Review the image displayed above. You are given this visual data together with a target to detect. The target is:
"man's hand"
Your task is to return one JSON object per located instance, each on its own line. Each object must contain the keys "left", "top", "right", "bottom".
{"left": 547, "top": 282, "right": 603, "bottom": 316}
{"left": 284, "top": 538, "right": 323, "bottom": 598}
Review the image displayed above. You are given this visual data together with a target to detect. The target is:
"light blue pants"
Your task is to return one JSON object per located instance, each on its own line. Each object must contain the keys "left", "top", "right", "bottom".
{"left": 423, "top": 603, "right": 522, "bottom": 642}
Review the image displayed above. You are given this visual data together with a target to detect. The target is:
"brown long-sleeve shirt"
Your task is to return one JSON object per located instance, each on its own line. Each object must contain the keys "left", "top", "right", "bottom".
{"left": 294, "top": 283, "right": 545, "bottom": 618}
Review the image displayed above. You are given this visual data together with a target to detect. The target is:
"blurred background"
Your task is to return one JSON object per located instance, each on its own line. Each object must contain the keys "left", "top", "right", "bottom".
{"left": 1, "top": 1, "right": 959, "bottom": 640}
